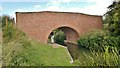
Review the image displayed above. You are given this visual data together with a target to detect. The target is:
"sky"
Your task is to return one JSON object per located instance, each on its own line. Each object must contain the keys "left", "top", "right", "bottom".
{"left": 1, "top": 0, "right": 114, "bottom": 19}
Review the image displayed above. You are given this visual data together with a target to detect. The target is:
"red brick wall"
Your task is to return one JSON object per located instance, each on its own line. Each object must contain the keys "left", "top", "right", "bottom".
{"left": 16, "top": 11, "right": 102, "bottom": 43}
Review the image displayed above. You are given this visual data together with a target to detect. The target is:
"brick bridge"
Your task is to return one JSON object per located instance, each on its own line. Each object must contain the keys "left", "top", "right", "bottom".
{"left": 16, "top": 11, "right": 102, "bottom": 44}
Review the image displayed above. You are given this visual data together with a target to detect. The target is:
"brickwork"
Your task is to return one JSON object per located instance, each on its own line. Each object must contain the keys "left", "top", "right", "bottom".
{"left": 16, "top": 11, "right": 102, "bottom": 43}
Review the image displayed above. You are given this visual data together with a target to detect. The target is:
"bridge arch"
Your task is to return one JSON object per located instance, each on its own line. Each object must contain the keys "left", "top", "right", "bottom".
{"left": 46, "top": 26, "right": 79, "bottom": 43}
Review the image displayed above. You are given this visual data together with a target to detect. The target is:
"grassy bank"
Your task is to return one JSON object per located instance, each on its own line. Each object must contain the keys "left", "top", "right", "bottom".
{"left": 2, "top": 25, "right": 75, "bottom": 66}
{"left": 23, "top": 40, "right": 75, "bottom": 66}
{"left": 3, "top": 39, "right": 75, "bottom": 66}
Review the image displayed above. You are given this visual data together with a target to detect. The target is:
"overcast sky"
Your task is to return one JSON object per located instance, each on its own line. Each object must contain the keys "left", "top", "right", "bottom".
{"left": 1, "top": 0, "right": 114, "bottom": 18}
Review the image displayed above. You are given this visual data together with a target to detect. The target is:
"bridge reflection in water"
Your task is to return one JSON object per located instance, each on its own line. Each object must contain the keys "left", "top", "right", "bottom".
{"left": 49, "top": 40, "right": 88, "bottom": 64}
{"left": 64, "top": 40, "right": 91, "bottom": 64}
{"left": 64, "top": 41, "right": 80, "bottom": 61}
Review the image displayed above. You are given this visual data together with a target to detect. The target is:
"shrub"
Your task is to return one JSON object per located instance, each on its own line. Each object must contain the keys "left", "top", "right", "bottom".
{"left": 3, "top": 24, "right": 32, "bottom": 66}
{"left": 3, "top": 24, "right": 16, "bottom": 43}
{"left": 54, "top": 29, "right": 66, "bottom": 45}
{"left": 1, "top": 15, "right": 14, "bottom": 28}
{"left": 77, "top": 30, "right": 120, "bottom": 51}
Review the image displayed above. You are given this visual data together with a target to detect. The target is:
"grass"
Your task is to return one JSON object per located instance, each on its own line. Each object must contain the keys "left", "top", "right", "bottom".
{"left": 3, "top": 30, "right": 119, "bottom": 66}
{"left": 3, "top": 39, "right": 119, "bottom": 66}
{"left": 9, "top": 40, "right": 76, "bottom": 66}
{"left": 3, "top": 38, "right": 92, "bottom": 66}
{"left": 0, "top": 30, "right": 1, "bottom": 67}
{"left": 25, "top": 40, "right": 75, "bottom": 66}
{"left": 2, "top": 25, "right": 75, "bottom": 66}
{"left": 74, "top": 46, "right": 120, "bottom": 66}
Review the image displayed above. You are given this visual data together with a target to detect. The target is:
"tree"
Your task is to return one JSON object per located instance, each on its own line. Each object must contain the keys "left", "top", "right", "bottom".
{"left": 104, "top": 0, "right": 120, "bottom": 36}
{"left": 53, "top": 29, "right": 66, "bottom": 45}
{"left": 1, "top": 15, "right": 14, "bottom": 28}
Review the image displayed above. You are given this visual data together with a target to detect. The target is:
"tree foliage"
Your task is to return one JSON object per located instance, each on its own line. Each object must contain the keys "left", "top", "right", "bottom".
{"left": 1, "top": 15, "right": 14, "bottom": 28}
{"left": 53, "top": 29, "right": 66, "bottom": 45}
{"left": 77, "top": 0, "right": 120, "bottom": 53}
{"left": 77, "top": 30, "right": 120, "bottom": 52}
{"left": 104, "top": 0, "right": 120, "bottom": 36}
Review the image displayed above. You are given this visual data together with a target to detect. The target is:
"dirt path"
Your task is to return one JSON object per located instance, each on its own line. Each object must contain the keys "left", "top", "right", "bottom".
{"left": 49, "top": 43, "right": 66, "bottom": 48}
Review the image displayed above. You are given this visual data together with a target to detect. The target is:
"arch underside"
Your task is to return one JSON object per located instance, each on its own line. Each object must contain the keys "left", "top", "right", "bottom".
{"left": 47, "top": 26, "right": 79, "bottom": 43}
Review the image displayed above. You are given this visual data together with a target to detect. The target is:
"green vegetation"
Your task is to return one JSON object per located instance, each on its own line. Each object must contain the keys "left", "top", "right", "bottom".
{"left": 2, "top": 0, "right": 120, "bottom": 66}
{"left": 1, "top": 15, "right": 14, "bottom": 28}
{"left": 23, "top": 40, "right": 74, "bottom": 66}
{"left": 2, "top": 23, "right": 73, "bottom": 66}
{"left": 48, "top": 29, "right": 66, "bottom": 45}
{"left": 76, "top": 0, "right": 120, "bottom": 66}
{"left": 77, "top": 30, "right": 120, "bottom": 51}
{"left": 53, "top": 29, "right": 66, "bottom": 45}
{"left": 77, "top": 30, "right": 120, "bottom": 66}
{"left": 2, "top": 23, "right": 32, "bottom": 66}
{"left": 74, "top": 46, "right": 120, "bottom": 66}
{"left": 104, "top": 0, "right": 120, "bottom": 36}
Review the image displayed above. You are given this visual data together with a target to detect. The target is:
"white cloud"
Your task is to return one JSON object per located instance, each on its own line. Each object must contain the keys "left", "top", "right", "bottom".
{"left": 44, "top": 0, "right": 114, "bottom": 15}
{"left": 0, "top": 7, "right": 2, "bottom": 11}
{"left": 61, "top": 0, "right": 72, "bottom": 3}
{"left": 34, "top": 5, "right": 41, "bottom": 8}
{"left": 45, "top": 0, "right": 73, "bottom": 12}
{"left": 11, "top": 0, "right": 114, "bottom": 19}
{"left": 1, "top": 0, "right": 50, "bottom": 2}
{"left": 5, "top": 0, "right": 114, "bottom": 23}
{"left": 15, "top": 7, "right": 42, "bottom": 12}
{"left": 46, "top": 1, "right": 61, "bottom": 6}
{"left": 16, "top": 9, "right": 24, "bottom": 12}
{"left": 81, "top": 0, "right": 114, "bottom": 15}
{"left": 46, "top": 0, "right": 73, "bottom": 6}
{"left": 42, "top": 6, "right": 61, "bottom": 11}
